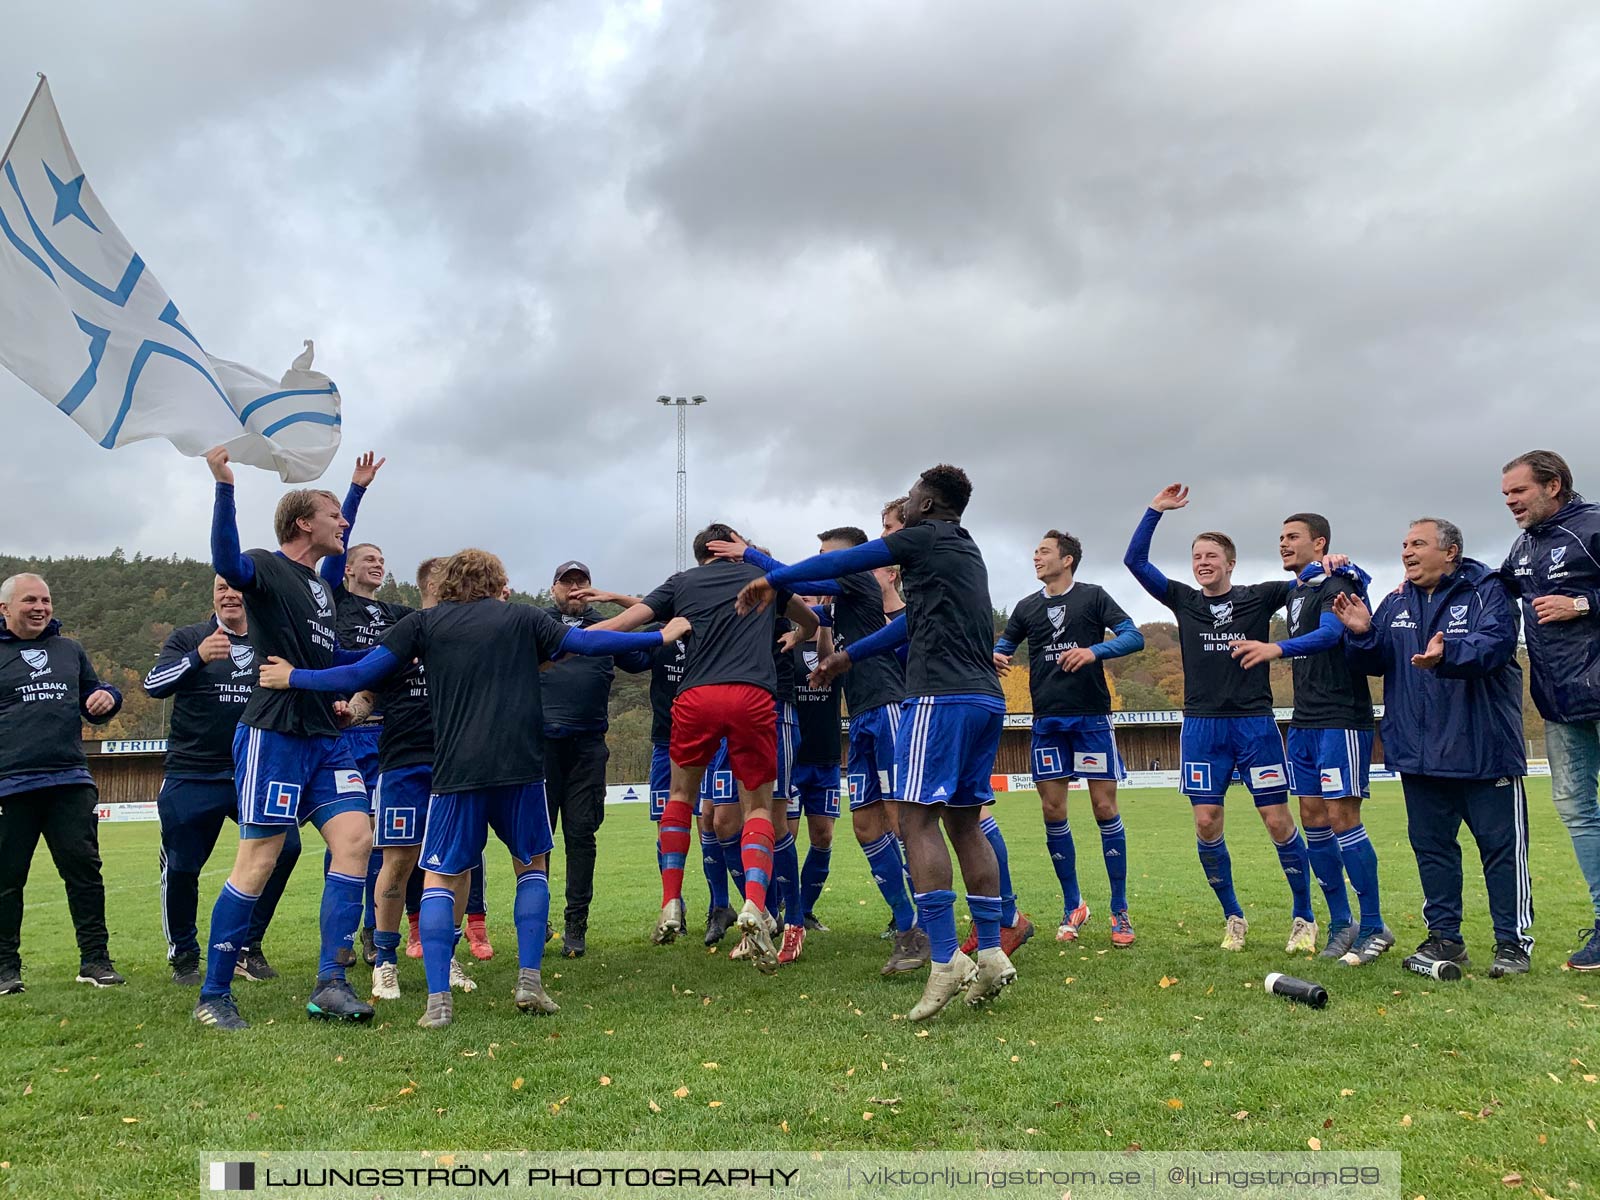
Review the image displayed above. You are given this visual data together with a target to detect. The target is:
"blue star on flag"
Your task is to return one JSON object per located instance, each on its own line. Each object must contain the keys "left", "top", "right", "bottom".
{"left": 43, "top": 161, "right": 101, "bottom": 232}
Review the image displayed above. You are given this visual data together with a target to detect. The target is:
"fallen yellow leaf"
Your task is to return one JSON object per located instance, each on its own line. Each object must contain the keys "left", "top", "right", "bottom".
{"left": 1169, "top": 1052, "right": 1182, "bottom": 1062}
{"left": 846, "top": 1068, "right": 855, "bottom": 1077}
{"left": 1308, "top": 1137, "right": 1322, "bottom": 1151}
{"left": 862, "top": 1112, "right": 874, "bottom": 1121}
{"left": 1340, "top": 1089, "right": 1355, "bottom": 1097}
{"left": 1548, "top": 1073, "right": 1563, "bottom": 1084}
{"left": 1203, "top": 1060, "right": 1213, "bottom": 1068}
{"left": 673, "top": 1086, "right": 690, "bottom": 1099}
{"left": 916, "top": 1030, "right": 930, "bottom": 1038}
{"left": 1166, "top": 1098, "right": 1184, "bottom": 1110}
{"left": 648, "top": 1100, "right": 661, "bottom": 1113}
{"left": 780, "top": 1120, "right": 789, "bottom": 1133}
{"left": 1159, "top": 975, "right": 1177, "bottom": 988}
{"left": 708, "top": 1101, "right": 723, "bottom": 1108}
{"left": 1010, "top": 1055, "right": 1020, "bottom": 1063}
{"left": 397, "top": 1087, "right": 414, "bottom": 1096}
{"left": 1232, "top": 1110, "right": 1249, "bottom": 1120}
{"left": 599, "top": 1076, "right": 611, "bottom": 1086}
{"left": 512, "top": 1078, "right": 524, "bottom": 1091}
{"left": 121, "top": 1117, "right": 138, "bottom": 1124}
{"left": 702, "top": 1062, "right": 719, "bottom": 1070}
{"left": 1401, "top": 1114, "right": 1412, "bottom": 1127}
{"left": 1502, "top": 1173, "right": 1523, "bottom": 1187}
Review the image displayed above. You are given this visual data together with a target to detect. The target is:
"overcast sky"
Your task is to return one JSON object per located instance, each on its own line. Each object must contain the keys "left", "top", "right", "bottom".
{"left": 3, "top": 1, "right": 1597, "bottom": 623}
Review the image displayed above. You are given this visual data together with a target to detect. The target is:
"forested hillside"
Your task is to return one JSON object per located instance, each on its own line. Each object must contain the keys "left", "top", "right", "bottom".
{"left": 1, "top": 553, "right": 1544, "bottom": 766}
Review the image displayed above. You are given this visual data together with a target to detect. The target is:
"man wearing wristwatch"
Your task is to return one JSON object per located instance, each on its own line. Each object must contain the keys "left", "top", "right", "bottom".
{"left": 1502, "top": 450, "right": 1600, "bottom": 971}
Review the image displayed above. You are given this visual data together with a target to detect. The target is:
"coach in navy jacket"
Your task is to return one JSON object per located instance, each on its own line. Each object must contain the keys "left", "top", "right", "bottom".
{"left": 0, "top": 573, "right": 124, "bottom": 992}
{"left": 1337, "top": 519, "right": 1533, "bottom": 975}
{"left": 1500, "top": 450, "right": 1600, "bottom": 969}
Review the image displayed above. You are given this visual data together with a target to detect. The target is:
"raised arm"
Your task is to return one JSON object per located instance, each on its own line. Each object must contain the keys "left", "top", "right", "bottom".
{"left": 1123, "top": 507, "right": 1172, "bottom": 602}
{"left": 318, "top": 451, "right": 385, "bottom": 586}
{"left": 206, "top": 447, "right": 254, "bottom": 588}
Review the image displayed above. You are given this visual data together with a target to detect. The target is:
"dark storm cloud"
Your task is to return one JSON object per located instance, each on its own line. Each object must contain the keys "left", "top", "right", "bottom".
{"left": 3, "top": 0, "right": 1599, "bottom": 619}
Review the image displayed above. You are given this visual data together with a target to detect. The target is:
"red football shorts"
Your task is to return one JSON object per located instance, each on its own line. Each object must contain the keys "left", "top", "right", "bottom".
{"left": 670, "top": 683, "right": 777, "bottom": 791}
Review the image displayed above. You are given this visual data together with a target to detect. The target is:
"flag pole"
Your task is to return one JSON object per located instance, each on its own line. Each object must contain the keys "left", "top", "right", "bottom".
{"left": 0, "top": 73, "right": 47, "bottom": 170}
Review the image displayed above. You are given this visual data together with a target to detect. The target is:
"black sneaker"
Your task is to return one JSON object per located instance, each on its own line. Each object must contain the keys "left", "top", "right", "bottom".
{"left": 234, "top": 947, "right": 278, "bottom": 982}
{"left": 703, "top": 904, "right": 737, "bottom": 946}
{"left": 1567, "top": 924, "right": 1600, "bottom": 972}
{"left": 1402, "top": 936, "right": 1469, "bottom": 980}
{"left": 76, "top": 962, "right": 126, "bottom": 987}
{"left": 305, "top": 976, "right": 374, "bottom": 1022}
{"left": 1340, "top": 925, "right": 1396, "bottom": 967}
{"left": 360, "top": 925, "right": 378, "bottom": 967}
{"left": 1487, "top": 941, "right": 1531, "bottom": 978}
{"left": 1319, "top": 924, "right": 1358, "bottom": 959}
{"left": 193, "top": 993, "right": 248, "bottom": 1031}
{"left": 0, "top": 964, "right": 22, "bottom": 995}
{"left": 171, "top": 953, "right": 202, "bottom": 986}
{"left": 803, "top": 915, "right": 830, "bottom": 933}
{"left": 562, "top": 921, "right": 587, "bottom": 959}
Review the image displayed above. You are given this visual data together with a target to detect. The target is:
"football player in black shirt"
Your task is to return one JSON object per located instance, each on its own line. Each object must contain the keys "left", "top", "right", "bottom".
{"left": 262, "top": 549, "right": 687, "bottom": 1027}
{"left": 195, "top": 447, "right": 378, "bottom": 1031}
{"left": 592, "top": 524, "right": 818, "bottom": 972}
{"left": 315, "top": 452, "right": 396, "bottom": 967}
{"left": 783, "top": 606, "right": 841, "bottom": 957}
{"left": 756, "top": 465, "right": 1016, "bottom": 1020}
{"left": 995, "top": 531, "right": 1144, "bottom": 948}
{"left": 144, "top": 576, "right": 300, "bottom": 985}
{"left": 1124, "top": 483, "right": 1315, "bottom": 956}
{"left": 1229, "top": 513, "right": 1389, "bottom": 965}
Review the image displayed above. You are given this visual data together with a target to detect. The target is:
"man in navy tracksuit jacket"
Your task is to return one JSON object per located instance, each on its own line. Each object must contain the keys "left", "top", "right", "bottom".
{"left": 1500, "top": 450, "right": 1600, "bottom": 970}
{"left": 143, "top": 577, "right": 301, "bottom": 985}
{"left": 0, "top": 573, "right": 124, "bottom": 993}
{"left": 1336, "top": 518, "right": 1533, "bottom": 978}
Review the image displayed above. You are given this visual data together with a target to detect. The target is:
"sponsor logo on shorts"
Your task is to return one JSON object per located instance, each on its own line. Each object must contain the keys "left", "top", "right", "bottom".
{"left": 1184, "top": 762, "right": 1213, "bottom": 793}
{"left": 1073, "top": 751, "right": 1105, "bottom": 773}
{"left": 1320, "top": 767, "right": 1344, "bottom": 792}
{"left": 1034, "top": 747, "right": 1064, "bottom": 776}
{"left": 1249, "top": 764, "right": 1286, "bottom": 789}
{"left": 335, "top": 770, "right": 366, "bottom": 796}
{"left": 263, "top": 780, "right": 300, "bottom": 817}
{"left": 384, "top": 807, "right": 417, "bottom": 841}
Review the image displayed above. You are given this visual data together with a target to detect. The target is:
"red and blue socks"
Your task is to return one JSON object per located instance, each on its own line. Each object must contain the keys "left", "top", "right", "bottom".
{"left": 739, "top": 813, "right": 775, "bottom": 913}
{"left": 657, "top": 798, "right": 692, "bottom": 906}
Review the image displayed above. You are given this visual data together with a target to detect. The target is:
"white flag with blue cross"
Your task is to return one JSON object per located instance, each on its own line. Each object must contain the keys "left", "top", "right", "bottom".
{"left": 0, "top": 78, "right": 341, "bottom": 482}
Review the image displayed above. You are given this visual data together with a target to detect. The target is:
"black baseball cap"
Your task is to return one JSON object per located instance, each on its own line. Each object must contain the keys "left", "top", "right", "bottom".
{"left": 552, "top": 560, "right": 591, "bottom": 583}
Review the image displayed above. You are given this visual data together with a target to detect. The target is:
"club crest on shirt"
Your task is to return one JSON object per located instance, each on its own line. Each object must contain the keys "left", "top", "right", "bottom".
{"left": 307, "top": 578, "right": 333, "bottom": 617}
{"left": 20, "top": 648, "right": 49, "bottom": 675}
{"left": 1289, "top": 596, "right": 1305, "bottom": 626}
{"left": 365, "top": 603, "right": 384, "bottom": 621}
{"left": 803, "top": 649, "right": 819, "bottom": 673}
{"left": 562, "top": 614, "right": 583, "bottom": 627}
{"left": 1449, "top": 604, "right": 1469, "bottom": 623}
{"left": 1047, "top": 604, "right": 1067, "bottom": 636}
{"left": 1209, "top": 601, "right": 1233, "bottom": 627}
{"left": 230, "top": 644, "right": 255, "bottom": 671}
{"left": 1551, "top": 546, "right": 1568, "bottom": 569}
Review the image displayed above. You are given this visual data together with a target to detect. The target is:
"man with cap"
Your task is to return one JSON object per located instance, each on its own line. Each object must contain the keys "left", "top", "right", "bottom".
{"left": 542, "top": 561, "right": 653, "bottom": 957}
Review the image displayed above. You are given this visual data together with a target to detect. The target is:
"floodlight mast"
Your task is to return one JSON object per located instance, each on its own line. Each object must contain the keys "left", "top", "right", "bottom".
{"left": 656, "top": 395, "right": 706, "bottom": 573}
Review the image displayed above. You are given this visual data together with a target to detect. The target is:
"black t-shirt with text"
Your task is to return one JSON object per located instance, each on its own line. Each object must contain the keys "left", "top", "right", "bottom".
{"left": 240, "top": 550, "right": 341, "bottom": 738}
{"left": 1286, "top": 575, "right": 1374, "bottom": 731}
{"left": 642, "top": 561, "right": 791, "bottom": 696}
{"left": 379, "top": 599, "right": 569, "bottom": 793}
{"left": 1000, "top": 583, "right": 1131, "bottom": 717}
{"left": 376, "top": 657, "right": 433, "bottom": 772}
{"left": 335, "top": 588, "right": 410, "bottom": 724}
{"left": 792, "top": 640, "right": 842, "bottom": 764}
{"left": 831, "top": 570, "right": 905, "bottom": 714}
{"left": 1161, "top": 579, "right": 1292, "bottom": 717}
{"left": 150, "top": 617, "right": 255, "bottom": 777}
{"left": 0, "top": 629, "right": 103, "bottom": 779}
{"left": 882, "top": 520, "right": 1003, "bottom": 700}
{"left": 648, "top": 637, "right": 687, "bottom": 746}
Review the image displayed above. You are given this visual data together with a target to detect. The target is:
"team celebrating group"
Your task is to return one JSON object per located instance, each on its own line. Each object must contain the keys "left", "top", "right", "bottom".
{"left": 3, "top": 446, "right": 1600, "bottom": 1033}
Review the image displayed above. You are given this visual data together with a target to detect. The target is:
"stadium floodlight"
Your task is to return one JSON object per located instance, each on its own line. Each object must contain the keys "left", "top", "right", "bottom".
{"left": 656, "top": 395, "right": 707, "bottom": 573}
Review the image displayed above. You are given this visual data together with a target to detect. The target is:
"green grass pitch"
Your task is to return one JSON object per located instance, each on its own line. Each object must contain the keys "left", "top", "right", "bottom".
{"left": 2, "top": 781, "right": 1597, "bottom": 1198}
